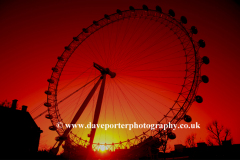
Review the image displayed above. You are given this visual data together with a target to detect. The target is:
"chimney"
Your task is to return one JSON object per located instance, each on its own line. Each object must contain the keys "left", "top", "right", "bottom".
{"left": 22, "top": 105, "right": 28, "bottom": 112}
{"left": 11, "top": 99, "right": 18, "bottom": 109}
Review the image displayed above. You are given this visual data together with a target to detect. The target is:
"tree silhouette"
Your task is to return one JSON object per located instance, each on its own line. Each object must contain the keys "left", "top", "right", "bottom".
{"left": 206, "top": 120, "right": 232, "bottom": 146}
{"left": 185, "top": 133, "right": 196, "bottom": 148}
{"left": 0, "top": 100, "right": 11, "bottom": 108}
{"left": 39, "top": 143, "right": 51, "bottom": 151}
{"left": 160, "top": 138, "right": 172, "bottom": 153}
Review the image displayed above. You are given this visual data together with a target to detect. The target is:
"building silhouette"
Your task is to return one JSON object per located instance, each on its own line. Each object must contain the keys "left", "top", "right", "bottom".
{"left": 0, "top": 99, "right": 43, "bottom": 158}
{"left": 165, "top": 141, "right": 240, "bottom": 159}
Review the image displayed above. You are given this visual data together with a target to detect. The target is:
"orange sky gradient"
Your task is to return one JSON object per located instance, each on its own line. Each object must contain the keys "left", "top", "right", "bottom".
{"left": 0, "top": 0, "right": 240, "bottom": 151}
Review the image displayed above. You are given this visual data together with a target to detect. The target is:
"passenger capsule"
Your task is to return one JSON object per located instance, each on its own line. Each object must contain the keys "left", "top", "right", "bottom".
{"left": 57, "top": 56, "right": 64, "bottom": 61}
{"left": 129, "top": 6, "right": 135, "bottom": 12}
{"left": 45, "top": 90, "right": 52, "bottom": 95}
{"left": 44, "top": 102, "right": 51, "bottom": 107}
{"left": 196, "top": 95, "right": 203, "bottom": 103}
{"left": 180, "top": 16, "right": 187, "bottom": 24}
{"left": 202, "top": 56, "right": 210, "bottom": 64}
{"left": 142, "top": 5, "right": 148, "bottom": 11}
{"left": 82, "top": 28, "right": 88, "bottom": 33}
{"left": 73, "top": 37, "right": 79, "bottom": 41}
{"left": 168, "top": 132, "right": 176, "bottom": 139}
{"left": 116, "top": 9, "right": 122, "bottom": 15}
{"left": 156, "top": 6, "right": 162, "bottom": 13}
{"left": 65, "top": 46, "right": 70, "bottom": 50}
{"left": 47, "top": 79, "right": 54, "bottom": 83}
{"left": 191, "top": 26, "right": 198, "bottom": 34}
{"left": 201, "top": 75, "right": 209, "bottom": 83}
{"left": 184, "top": 115, "right": 192, "bottom": 122}
{"left": 45, "top": 114, "right": 53, "bottom": 119}
{"left": 93, "top": 20, "right": 99, "bottom": 26}
{"left": 169, "top": 9, "right": 175, "bottom": 17}
{"left": 49, "top": 126, "right": 56, "bottom": 131}
{"left": 52, "top": 67, "right": 58, "bottom": 72}
{"left": 198, "top": 39, "right": 206, "bottom": 48}
{"left": 104, "top": 14, "right": 110, "bottom": 20}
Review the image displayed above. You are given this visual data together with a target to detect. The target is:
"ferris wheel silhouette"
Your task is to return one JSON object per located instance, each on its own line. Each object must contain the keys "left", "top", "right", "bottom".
{"left": 43, "top": 5, "right": 209, "bottom": 156}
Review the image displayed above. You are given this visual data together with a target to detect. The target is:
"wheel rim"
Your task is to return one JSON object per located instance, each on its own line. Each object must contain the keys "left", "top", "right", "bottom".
{"left": 46, "top": 9, "right": 202, "bottom": 151}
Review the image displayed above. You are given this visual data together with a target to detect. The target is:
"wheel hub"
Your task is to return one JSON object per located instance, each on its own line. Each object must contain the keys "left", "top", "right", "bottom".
{"left": 93, "top": 62, "right": 116, "bottom": 78}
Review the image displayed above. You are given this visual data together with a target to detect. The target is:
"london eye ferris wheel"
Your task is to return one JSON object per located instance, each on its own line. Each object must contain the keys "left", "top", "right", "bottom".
{"left": 44, "top": 5, "right": 209, "bottom": 155}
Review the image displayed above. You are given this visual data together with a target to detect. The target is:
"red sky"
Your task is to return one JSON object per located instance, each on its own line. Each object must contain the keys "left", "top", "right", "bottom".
{"left": 1, "top": 0, "right": 240, "bottom": 150}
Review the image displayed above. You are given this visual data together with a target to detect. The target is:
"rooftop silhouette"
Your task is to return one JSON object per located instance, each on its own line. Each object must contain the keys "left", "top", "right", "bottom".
{"left": 0, "top": 99, "right": 43, "bottom": 159}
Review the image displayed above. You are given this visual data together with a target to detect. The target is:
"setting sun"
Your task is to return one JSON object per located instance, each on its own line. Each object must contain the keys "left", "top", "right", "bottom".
{"left": 98, "top": 145, "right": 106, "bottom": 152}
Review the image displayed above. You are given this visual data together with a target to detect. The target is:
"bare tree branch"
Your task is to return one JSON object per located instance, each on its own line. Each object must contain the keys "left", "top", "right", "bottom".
{"left": 206, "top": 120, "right": 232, "bottom": 146}
{"left": 185, "top": 133, "right": 196, "bottom": 148}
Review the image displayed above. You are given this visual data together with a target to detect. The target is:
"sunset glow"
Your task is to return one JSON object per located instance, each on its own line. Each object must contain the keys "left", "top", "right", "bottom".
{"left": 98, "top": 145, "right": 107, "bottom": 152}
{"left": 1, "top": 0, "right": 240, "bottom": 155}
